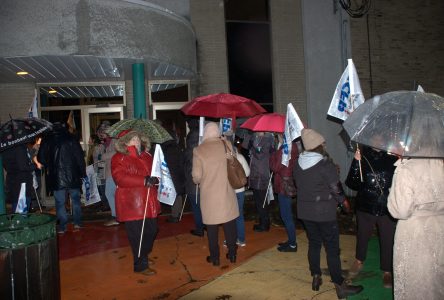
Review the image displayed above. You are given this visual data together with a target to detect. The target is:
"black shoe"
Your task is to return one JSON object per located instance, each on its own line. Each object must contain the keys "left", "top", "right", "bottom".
{"left": 253, "top": 224, "right": 270, "bottom": 232}
{"left": 166, "top": 216, "right": 179, "bottom": 223}
{"left": 206, "top": 256, "right": 220, "bottom": 266}
{"left": 334, "top": 282, "right": 363, "bottom": 299}
{"left": 277, "top": 243, "right": 297, "bottom": 252}
{"left": 278, "top": 241, "right": 289, "bottom": 247}
{"left": 312, "top": 275, "right": 323, "bottom": 291}
{"left": 190, "top": 229, "right": 204, "bottom": 237}
{"left": 226, "top": 253, "right": 236, "bottom": 263}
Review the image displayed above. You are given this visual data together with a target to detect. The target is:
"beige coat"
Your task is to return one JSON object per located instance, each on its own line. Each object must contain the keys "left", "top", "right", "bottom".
{"left": 388, "top": 158, "right": 444, "bottom": 300}
{"left": 192, "top": 137, "right": 239, "bottom": 225}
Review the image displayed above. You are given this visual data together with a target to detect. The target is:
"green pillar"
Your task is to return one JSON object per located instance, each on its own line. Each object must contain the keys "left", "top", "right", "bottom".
{"left": 132, "top": 63, "right": 147, "bottom": 119}
{"left": 0, "top": 155, "right": 6, "bottom": 215}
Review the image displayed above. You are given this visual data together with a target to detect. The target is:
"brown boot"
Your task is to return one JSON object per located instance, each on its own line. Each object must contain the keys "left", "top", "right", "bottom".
{"left": 383, "top": 272, "right": 393, "bottom": 288}
{"left": 348, "top": 260, "right": 363, "bottom": 277}
{"left": 334, "top": 281, "right": 363, "bottom": 299}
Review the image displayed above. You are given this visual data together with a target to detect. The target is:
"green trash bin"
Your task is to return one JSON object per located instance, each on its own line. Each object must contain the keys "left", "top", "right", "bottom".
{"left": 0, "top": 213, "right": 60, "bottom": 300}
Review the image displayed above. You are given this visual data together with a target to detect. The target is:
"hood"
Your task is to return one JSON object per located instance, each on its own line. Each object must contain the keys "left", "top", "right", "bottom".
{"left": 298, "top": 151, "right": 324, "bottom": 170}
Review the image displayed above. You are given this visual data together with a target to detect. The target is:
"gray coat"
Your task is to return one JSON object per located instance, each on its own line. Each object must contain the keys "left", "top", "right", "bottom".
{"left": 293, "top": 152, "right": 344, "bottom": 222}
{"left": 243, "top": 134, "right": 274, "bottom": 190}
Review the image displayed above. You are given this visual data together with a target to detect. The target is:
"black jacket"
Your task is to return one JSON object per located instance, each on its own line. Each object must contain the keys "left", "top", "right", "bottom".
{"left": 345, "top": 147, "right": 397, "bottom": 216}
{"left": 160, "top": 140, "right": 185, "bottom": 195}
{"left": 38, "top": 125, "right": 86, "bottom": 191}
{"left": 183, "top": 127, "right": 199, "bottom": 195}
{"left": 2, "top": 144, "right": 35, "bottom": 204}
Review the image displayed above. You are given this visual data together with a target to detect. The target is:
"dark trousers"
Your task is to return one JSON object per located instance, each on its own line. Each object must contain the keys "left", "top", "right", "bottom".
{"left": 356, "top": 211, "right": 396, "bottom": 272}
{"left": 206, "top": 219, "right": 237, "bottom": 260}
{"left": 303, "top": 220, "right": 344, "bottom": 285}
{"left": 253, "top": 188, "right": 270, "bottom": 229}
{"left": 125, "top": 218, "right": 158, "bottom": 272}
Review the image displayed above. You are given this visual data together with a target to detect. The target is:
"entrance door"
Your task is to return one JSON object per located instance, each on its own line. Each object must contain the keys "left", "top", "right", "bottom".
{"left": 84, "top": 107, "right": 123, "bottom": 147}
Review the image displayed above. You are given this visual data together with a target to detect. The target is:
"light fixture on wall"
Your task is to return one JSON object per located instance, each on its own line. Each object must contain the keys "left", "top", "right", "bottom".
{"left": 48, "top": 89, "right": 57, "bottom": 94}
{"left": 16, "top": 71, "right": 29, "bottom": 75}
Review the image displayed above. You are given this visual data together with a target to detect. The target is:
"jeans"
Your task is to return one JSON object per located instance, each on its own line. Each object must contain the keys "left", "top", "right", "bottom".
{"left": 105, "top": 177, "right": 117, "bottom": 217}
{"left": 235, "top": 191, "right": 245, "bottom": 242}
{"left": 54, "top": 188, "right": 82, "bottom": 231}
{"left": 189, "top": 193, "right": 204, "bottom": 232}
{"left": 278, "top": 193, "right": 296, "bottom": 245}
{"left": 303, "top": 220, "right": 344, "bottom": 285}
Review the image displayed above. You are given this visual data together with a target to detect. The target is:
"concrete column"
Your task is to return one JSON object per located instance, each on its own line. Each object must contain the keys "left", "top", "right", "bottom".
{"left": 132, "top": 63, "right": 147, "bottom": 119}
{"left": 0, "top": 156, "right": 6, "bottom": 214}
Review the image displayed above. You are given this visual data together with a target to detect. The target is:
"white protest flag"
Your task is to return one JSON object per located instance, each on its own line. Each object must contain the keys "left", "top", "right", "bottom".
{"left": 28, "top": 89, "right": 38, "bottom": 118}
{"left": 151, "top": 144, "right": 176, "bottom": 205}
{"left": 417, "top": 85, "right": 425, "bottom": 92}
{"left": 281, "top": 103, "right": 304, "bottom": 167}
{"left": 15, "top": 183, "right": 28, "bottom": 214}
{"left": 327, "top": 59, "right": 365, "bottom": 121}
{"left": 81, "top": 165, "right": 101, "bottom": 206}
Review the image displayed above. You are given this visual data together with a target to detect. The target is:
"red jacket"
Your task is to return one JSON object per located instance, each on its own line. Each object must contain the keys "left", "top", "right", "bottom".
{"left": 269, "top": 143, "right": 299, "bottom": 196}
{"left": 111, "top": 146, "right": 160, "bottom": 222}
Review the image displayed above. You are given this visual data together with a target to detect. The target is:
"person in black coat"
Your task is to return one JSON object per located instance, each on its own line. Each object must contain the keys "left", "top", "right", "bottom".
{"left": 345, "top": 146, "right": 398, "bottom": 288}
{"left": 38, "top": 122, "right": 86, "bottom": 233}
{"left": 183, "top": 118, "right": 204, "bottom": 236}
{"left": 158, "top": 139, "right": 186, "bottom": 223}
{"left": 2, "top": 144, "right": 35, "bottom": 213}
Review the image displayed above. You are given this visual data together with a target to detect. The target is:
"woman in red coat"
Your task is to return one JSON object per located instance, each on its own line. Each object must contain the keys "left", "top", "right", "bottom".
{"left": 111, "top": 130, "right": 160, "bottom": 275}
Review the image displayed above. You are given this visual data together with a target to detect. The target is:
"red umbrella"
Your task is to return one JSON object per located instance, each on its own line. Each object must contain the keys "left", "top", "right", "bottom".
{"left": 240, "top": 113, "right": 285, "bottom": 133}
{"left": 181, "top": 93, "right": 266, "bottom": 119}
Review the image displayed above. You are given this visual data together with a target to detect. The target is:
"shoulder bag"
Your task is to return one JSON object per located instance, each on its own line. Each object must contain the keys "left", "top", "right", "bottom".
{"left": 222, "top": 140, "right": 247, "bottom": 189}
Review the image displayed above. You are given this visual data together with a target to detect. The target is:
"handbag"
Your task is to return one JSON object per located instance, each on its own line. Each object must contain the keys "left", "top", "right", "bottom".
{"left": 222, "top": 140, "right": 247, "bottom": 189}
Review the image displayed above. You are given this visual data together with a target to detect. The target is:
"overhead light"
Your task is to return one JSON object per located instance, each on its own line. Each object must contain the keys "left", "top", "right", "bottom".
{"left": 17, "top": 71, "right": 29, "bottom": 75}
{"left": 48, "top": 89, "right": 57, "bottom": 94}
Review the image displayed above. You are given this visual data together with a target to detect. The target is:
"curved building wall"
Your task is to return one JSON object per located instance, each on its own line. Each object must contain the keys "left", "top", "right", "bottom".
{"left": 0, "top": 0, "right": 196, "bottom": 73}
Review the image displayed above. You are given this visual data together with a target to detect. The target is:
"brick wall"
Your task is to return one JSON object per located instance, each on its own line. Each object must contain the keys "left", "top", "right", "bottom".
{"left": 0, "top": 83, "right": 36, "bottom": 123}
{"left": 350, "top": 0, "right": 444, "bottom": 97}
{"left": 269, "top": 0, "right": 307, "bottom": 121}
{"left": 190, "top": 0, "right": 229, "bottom": 95}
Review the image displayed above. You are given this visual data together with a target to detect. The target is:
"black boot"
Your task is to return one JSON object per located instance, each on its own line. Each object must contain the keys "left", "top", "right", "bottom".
{"left": 312, "top": 274, "right": 322, "bottom": 291}
{"left": 206, "top": 256, "right": 220, "bottom": 266}
{"left": 334, "top": 281, "right": 363, "bottom": 299}
{"left": 226, "top": 253, "right": 236, "bottom": 263}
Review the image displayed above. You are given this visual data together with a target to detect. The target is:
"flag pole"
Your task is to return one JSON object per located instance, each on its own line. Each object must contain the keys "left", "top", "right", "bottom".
{"left": 138, "top": 187, "right": 151, "bottom": 258}
{"left": 262, "top": 172, "right": 273, "bottom": 208}
{"left": 179, "top": 194, "right": 187, "bottom": 221}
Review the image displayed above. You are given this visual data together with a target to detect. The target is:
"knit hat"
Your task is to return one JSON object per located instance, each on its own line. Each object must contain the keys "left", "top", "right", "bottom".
{"left": 301, "top": 128, "right": 325, "bottom": 150}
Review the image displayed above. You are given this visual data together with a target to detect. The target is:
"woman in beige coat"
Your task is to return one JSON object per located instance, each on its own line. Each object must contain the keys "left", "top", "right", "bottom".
{"left": 192, "top": 122, "right": 239, "bottom": 266}
{"left": 388, "top": 158, "right": 444, "bottom": 300}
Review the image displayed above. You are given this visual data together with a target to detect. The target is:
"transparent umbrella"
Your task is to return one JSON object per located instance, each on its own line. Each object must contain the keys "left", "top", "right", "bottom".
{"left": 343, "top": 91, "right": 444, "bottom": 158}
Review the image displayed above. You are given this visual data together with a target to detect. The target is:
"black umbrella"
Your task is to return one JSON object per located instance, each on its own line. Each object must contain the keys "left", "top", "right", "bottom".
{"left": 0, "top": 117, "right": 52, "bottom": 152}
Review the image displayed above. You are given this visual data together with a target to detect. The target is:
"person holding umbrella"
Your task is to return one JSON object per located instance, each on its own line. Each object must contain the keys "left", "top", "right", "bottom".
{"left": 111, "top": 130, "right": 160, "bottom": 276}
{"left": 2, "top": 144, "right": 35, "bottom": 213}
{"left": 345, "top": 144, "right": 397, "bottom": 288}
